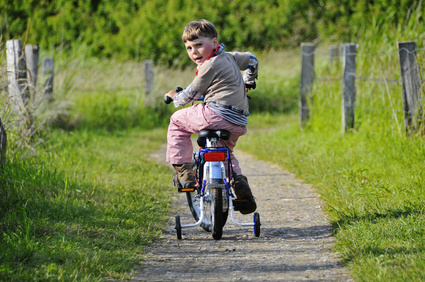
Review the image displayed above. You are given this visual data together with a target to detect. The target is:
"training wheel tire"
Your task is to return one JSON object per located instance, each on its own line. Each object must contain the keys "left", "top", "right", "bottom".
{"left": 254, "top": 212, "right": 261, "bottom": 237}
{"left": 175, "top": 215, "right": 182, "bottom": 240}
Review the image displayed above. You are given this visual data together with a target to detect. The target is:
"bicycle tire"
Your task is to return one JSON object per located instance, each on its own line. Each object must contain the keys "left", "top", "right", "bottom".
{"left": 186, "top": 189, "right": 229, "bottom": 233}
{"left": 211, "top": 184, "right": 224, "bottom": 240}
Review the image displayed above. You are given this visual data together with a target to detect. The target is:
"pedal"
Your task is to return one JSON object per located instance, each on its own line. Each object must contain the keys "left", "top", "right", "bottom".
{"left": 178, "top": 187, "right": 196, "bottom": 193}
{"left": 233, "top": 199, "right": 249, "bottom": 211}
{"left": 173, "top": 173, "right": 196, "bottom": 193}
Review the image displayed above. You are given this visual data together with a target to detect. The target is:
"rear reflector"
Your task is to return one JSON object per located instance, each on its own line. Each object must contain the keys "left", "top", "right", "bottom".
{"left": 204, "top": 152, "right": 225, "bottom": 161}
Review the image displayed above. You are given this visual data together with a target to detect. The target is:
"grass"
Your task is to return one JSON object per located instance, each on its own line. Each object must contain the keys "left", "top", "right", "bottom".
{"left": 249, "top": 49, "right": 300, "bottom": 113}
{"left": 0, "top": 128, "right": 172, "bottom": 280}
{"left": 1, "top": 29, "right": 425, "bottom": 280}
{"left": 0, "top": 45, "right": 300, "bottom": 280}
{"left": 238, "top": 29, "right": 425, "bottom": 280}
{"left": 1, "top": 42, "right": 178, "bottom": 280}
{"left": 42, "top": 46, "right": 195, "bottom": 131}
{"left": 240, "top": 113, "right": 425, "bottom": 281}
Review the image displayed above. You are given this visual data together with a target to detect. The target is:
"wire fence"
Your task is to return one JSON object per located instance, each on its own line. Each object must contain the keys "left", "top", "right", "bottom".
{"left": 300, "top": 41, "right": 424, "bottom": 135}
{"left": 303, "top": 46, "right": 425, "bottom": 81}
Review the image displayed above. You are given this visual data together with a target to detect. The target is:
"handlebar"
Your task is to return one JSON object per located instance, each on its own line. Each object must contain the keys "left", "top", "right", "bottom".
{"left": 163, "top": 87, "right": 183, "bottom": 104}
{"left": 164, "top": 83, "right": 255, "bottom": 104}
{"left": 163, "top": 96, "right": 173, "bottom": 104}
{"left": 245, "top": 82, "right": 256, "bottom": 90}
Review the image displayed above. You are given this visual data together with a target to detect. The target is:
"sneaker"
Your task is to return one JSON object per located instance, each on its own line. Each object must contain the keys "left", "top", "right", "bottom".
{"left": 173, "top": 163, "right": 196, "bottom": 192}
{"left": 232, "top": 174, "right": 257, "bottom": 214}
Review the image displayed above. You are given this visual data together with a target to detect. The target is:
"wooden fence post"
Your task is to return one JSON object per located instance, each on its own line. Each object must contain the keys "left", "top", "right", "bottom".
{"left": 342, "top": 43, "right": 357, "bottom": 132}
{"left": 6, "top": 39, "right": 31, "bottom": 130}
{"left": 42, "top": 57, "right": 54, "bottom": 101}
{"left": 144, "top": 60, "right": 154, "bottom": 96}
{"left": 25, "top": 44, "right": 39, "bottom": 93}
{"left": 0, "top": 118, "right": 6, "bottom": 166}
{"left": 397, "top": 41, "right": 422, "bottom": 134}
{"left": 300, "top": 43, "right": 315, "bottom": 127}
{"left": 329, "top": 45, "right": 339, "bottom": 67}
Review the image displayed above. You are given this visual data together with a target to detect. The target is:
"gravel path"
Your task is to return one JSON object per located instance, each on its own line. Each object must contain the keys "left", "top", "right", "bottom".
{"left": 133, "top": 147, "right": 352, "bottom": 281}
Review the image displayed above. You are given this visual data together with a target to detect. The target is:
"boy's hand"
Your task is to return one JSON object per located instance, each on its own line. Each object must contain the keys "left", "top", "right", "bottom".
{"left": 164, "top": 90, "right": 177, "bottom": 104}
{"left": 245, "top": 82, "right": 256, "bottom": 91}
{"left": 165, "top": 90, "right": 177, "bottom": 99}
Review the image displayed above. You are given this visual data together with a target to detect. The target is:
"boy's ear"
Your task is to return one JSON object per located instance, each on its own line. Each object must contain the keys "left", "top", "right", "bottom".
{"left": 212, "top": 37, "right": 219, "bottom": 47}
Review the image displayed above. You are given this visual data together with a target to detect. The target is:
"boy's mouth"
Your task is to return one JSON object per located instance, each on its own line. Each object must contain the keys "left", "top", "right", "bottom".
{"left": 194, "top": 56, "right": 203, "bottom": 63}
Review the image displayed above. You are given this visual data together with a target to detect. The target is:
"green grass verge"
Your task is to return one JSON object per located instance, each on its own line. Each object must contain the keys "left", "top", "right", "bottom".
{"left": 239, "top": 113, "right": 425, "bottom": 281}
{"left": 0, "top": 128, "right": 172, "bottom": 280}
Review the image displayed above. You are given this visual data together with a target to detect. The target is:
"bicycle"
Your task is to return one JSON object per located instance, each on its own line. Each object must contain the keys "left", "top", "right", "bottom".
{"left": 164, "top": 88, "right": 261, "bottom": 240}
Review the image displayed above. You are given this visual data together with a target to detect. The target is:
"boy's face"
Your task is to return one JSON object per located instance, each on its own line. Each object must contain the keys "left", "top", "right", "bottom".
{"left": 184, "top": 36, "right": 218, "bottom": 66}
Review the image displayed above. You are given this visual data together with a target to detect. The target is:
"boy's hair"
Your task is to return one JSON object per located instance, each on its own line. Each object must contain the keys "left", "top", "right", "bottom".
{"left": 182, "top": 20, "right": 218, "bottom": 43}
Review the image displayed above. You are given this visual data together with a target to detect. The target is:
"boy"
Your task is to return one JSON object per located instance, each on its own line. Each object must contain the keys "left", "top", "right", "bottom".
{"left": 164, "top": 19, "right": 258, "bottom": 214}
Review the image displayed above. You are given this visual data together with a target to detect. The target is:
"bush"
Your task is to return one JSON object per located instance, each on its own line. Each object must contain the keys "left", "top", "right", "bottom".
{"left": 0, "top": 0, "right": 322, "bottom": 66}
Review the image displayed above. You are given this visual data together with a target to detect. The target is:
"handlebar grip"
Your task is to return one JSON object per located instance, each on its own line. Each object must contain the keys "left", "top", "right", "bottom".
{"left": 245, "top": 82, "right": 256, "bottom": 90}
{"left": 164, "top": 96, "right": 173, "bottom": 104}
{"left": 164, "top": 87, "right": 183, "bottom": 104}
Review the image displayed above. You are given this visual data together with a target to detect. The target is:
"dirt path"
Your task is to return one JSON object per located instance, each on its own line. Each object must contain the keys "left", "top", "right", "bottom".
{"left": 132, "top": 148, "right": 352, "bottom": 281}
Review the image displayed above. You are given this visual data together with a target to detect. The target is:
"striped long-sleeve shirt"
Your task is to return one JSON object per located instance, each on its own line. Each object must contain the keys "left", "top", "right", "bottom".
{"left": 173, "top": 44, "right": 258, "bottom": 126}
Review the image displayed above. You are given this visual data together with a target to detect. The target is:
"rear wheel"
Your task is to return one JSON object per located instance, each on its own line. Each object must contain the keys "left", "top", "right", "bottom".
{"left": 186, "top": 190, "right": 229, "bottom": 233}
{"left": 211, "top": 185, "right": 224, "bottom": 240}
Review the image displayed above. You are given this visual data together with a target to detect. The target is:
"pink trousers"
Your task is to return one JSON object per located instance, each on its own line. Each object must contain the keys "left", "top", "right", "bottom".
{"left": 166, "top": 104, "right": 247, "bottom": 175}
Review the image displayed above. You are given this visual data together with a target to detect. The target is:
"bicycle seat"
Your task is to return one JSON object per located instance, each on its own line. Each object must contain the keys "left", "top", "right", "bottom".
{"left": 197, "top": 129, "right": 230, "bottom": 147}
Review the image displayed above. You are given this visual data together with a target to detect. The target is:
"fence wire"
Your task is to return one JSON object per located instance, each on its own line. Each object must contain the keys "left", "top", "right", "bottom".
{"left": 303, "top": 44, "right": 425, "bottom": 123}
{"left": 313, "top": 45, "right": 424, "bottom": 83}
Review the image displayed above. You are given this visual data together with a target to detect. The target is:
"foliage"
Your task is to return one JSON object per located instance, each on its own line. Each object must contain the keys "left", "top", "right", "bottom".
{"left": 3, "top": 0, "right": 422, "bottom": 66}
{"left": 248, "top": 49, "right": 300, "bottom": 114}
{"left": 317, "top": 0, "right": 424, "bottom": 41}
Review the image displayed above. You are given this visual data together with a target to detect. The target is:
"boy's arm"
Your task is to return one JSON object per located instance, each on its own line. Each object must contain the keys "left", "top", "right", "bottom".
{"left": 243, "top": 53, "right": 258, "bottom": 88}
{"left": 172, "top": 85, "right": 201, "bottom": 107}
{"left": 230, "top": 52, "right": 258, "bottom": 87}
{"left": 172, "top": 65, "right": 215, "bottom": 107}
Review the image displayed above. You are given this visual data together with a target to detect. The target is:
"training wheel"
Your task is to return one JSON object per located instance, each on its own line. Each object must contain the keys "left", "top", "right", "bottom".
{"left": 175, "top": 215, "right": 182, "bottom": 240}
{"left": 254, "top": 212, "right": 261, "bottom": 237}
